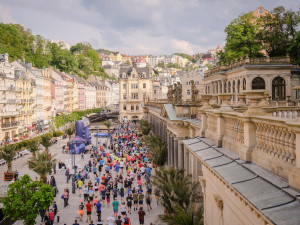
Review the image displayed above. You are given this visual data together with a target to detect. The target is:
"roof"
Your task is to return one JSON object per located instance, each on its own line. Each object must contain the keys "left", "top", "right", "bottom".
{"left": 182, "top": 137, "right": 300, "bottom": 225}
{"left": 202, "top": 53, "right": 213, "bottom": 59}
{"left": 119, "top": 65, "right": 152, "bottom": 79}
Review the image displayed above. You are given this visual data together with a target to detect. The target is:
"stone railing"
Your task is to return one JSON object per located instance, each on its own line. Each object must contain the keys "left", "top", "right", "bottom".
{"left": 254, "top": 120, "right": 296, "bottom": 163}
{"left": 204, "top": 56, "right": 290, "bottom": 77}
{"left": 266, "top": 107, "right": 300, "bottom": 119}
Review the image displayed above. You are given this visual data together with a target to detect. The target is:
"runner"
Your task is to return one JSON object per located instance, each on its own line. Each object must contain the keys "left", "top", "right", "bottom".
{"left": 138, "top": 207, "right": 146, "bottom": 225}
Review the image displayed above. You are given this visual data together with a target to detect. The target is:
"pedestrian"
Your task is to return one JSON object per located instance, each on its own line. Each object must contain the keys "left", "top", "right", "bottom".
{"left": 126, "top": 193, "right": 133, "bottom": 214}
{"left": 146, "top": 194, "right": 152, "bottom": 210}
{"left": 63, "top": 189, "right": 68, "bottom": 207}
{"left": 121, "top": 202, "right": 127, "bottom": 215}
{"left": 107, "top": 214, "right": 115, "bottom": 225}
{"left": 78, "top": 202, "right": 85, "bottom": 221}
{"left": 96, "top": 200, "right": 102, "bottom": 221}
{"left": 123, "top": 213, "right": 131, "bottom": 225}
{"left": 115, "top": 215, "right": 122, "bottom": 225}
{"left": 78, "top": 178, "right": 83, "bottom": 196}
{"left": 112, "top": 198, "right": 120, "bottom": 218}
{"left": 138, "top": 192, "right": 144, "bottom": 208}
{"left": 138, "top": 207, "right": 146, "bottom": 225}
{"left": 48, "top": 209, "right": 54, "bottom": 225}
{"left": 73, "top": 219, "right": 80, "bottom": 225}
{"left": 65, "top": 168, "right": 70, "bottom": 183}
{"left": 86, "top": 200, "right": 92, "bottom": 223}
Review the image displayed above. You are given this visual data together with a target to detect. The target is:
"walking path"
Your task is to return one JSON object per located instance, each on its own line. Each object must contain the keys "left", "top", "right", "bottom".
{"left": 0, "top": 123, "right": 163, "bottom": 225}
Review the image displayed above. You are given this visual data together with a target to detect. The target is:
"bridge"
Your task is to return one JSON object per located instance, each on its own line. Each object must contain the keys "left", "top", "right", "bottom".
{"left": 88, "top": 111, "right": 119, "bottom": 123}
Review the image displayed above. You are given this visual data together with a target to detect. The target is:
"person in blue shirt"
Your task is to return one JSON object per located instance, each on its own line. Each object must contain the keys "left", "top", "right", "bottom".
{"left": 127, "top": 187, "right": 132, "bottom": 195}
{"left": 93, "top": 166, "right": 97, "bottom": 175}
{"left": 113, "top": 187, "right": 118, "bottom": 199}
{"left": 146, "top": 167, "right": 151, "bottom": 175}
{"left": 101, "top": 189, "right": 107, "bottom": 206}
{"left": 120, "top": 186, "right": 125, "bottom": 202}
{"left": 105, "top": 165, "right": 110, "bottom": 173}
{"left": 115, "top": 163, "right": 120, "bottom": 175}
{"left": 144, "top": 157, "right": 148, "bottom": 163}
{"left": 96, "top": 200, "right": 102, "bottom": 221}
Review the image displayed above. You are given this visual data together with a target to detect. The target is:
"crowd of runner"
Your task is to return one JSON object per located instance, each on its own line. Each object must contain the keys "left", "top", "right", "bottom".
{"left": 41, "top": 122, "right": 156, "bottom": 225}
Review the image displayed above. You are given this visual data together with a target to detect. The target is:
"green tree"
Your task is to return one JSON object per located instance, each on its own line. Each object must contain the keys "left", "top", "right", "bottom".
{"left": 0, "top": 144, "right": 17, "bottom": 173}
{"left": 2, "top": 174, "right": 54, "bottom": 225}
{"left": 143, "top": 135, "right": 167, "bottom": 167}
{"left": 167, "top": 63, "right": 179, "bottom": 68}
{"left": 159, "top": 202, "right": 204, "bottom": 225}
{"left": 152, "top": 167, "right": 199, "bottom": 214}
{"left": 27, "top": 139, "right": 40, "bottom": 156}
{"left": 65, "top": 126, "right": 75, "bottom": 140}
{"left": 140, "top": 119, "right": 151, "bottom": 135}
{"left": 157, "top": 62, "right": 165, "bottom": 68}
{"left": 218, "top": 12, "right": 264, "bottom": 64}
{"left": 40, "top": 133, "right": 53, "bottom": 152}
{"left": 103, "top": 120, "right": 112, "bottom": 133}
{"left": 27, "top": 150, "right": 56, "bottom": 183}
{"left": 289, "top": 31, "right": 300, "bottom": 64}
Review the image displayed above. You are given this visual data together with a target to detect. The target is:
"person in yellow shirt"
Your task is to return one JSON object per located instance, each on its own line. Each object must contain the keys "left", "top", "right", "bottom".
{"left": 78, "top": 179, "right": 83, "bottom": 197}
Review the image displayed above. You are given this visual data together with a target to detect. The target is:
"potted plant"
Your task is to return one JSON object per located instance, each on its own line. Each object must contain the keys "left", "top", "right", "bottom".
{"left": 13, "top": 134, "right": 18, "bottom": 142}
{"left": 4, "top": 136, "right": 9, "bottom": 145}
{"left": 0, "top": 144, "right": 17, "bottom": 181}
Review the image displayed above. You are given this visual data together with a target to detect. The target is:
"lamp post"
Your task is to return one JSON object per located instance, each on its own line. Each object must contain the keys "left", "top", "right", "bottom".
{"left": 71, "top": 152, "right": 76, "bottom": 194}
{"left": 96, "top": 125, "right": 99, "bottom": 153}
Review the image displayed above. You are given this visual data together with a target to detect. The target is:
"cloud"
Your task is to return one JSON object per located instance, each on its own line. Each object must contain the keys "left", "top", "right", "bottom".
{"left": 0, "top": 0, "right": 299, "bottom": 55}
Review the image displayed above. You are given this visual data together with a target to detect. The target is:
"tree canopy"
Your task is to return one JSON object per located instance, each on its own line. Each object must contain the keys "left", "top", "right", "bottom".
{"left": 2, "top": 174, "right": 54, "bottom": 225}
{"left": 218, "top": 6, "right": 300, "bottom": 64}
{"left": 0, "top": 23, "right": 110, "bottom": 79}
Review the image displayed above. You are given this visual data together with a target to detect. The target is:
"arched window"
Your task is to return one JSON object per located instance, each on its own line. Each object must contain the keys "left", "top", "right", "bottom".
{"left": 228, "top": 81, "right": 231, "bottom": 93}
{"left": 237, "top": 80, "right": 240, "bottom": 94}
{"left": 224, "top": 82, "right": 227, "bottom": 93}
{"left": 219, "top": 82, "right": 222, "bottom": 93}
{"left": 216, "top": 83, "right": 218, "bottom": 93}
{"left": 272, "top": 77, "right": 286, "bottom": 100}
{"left": 252, "top": 77, "right": 265, "bottom": 90}
{"left": 243, "top": 78, "right": 246, "bottom": 90}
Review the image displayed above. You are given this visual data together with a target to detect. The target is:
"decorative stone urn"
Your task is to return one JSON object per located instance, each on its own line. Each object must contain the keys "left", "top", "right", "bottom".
{"left": 244, "top": 90, "right": 267, "bottom": 116}
{"left": 200, "top": 94, "right": 212, "bottom": 109}
{"left": 237, "top": 94, "right": 246, "bottom": 107}
{"left": 210, "top": 95, "right": 219, "bottom": 108}
{"left": 218, "top": 93, "right": 233, "bottom": 111}
{"left": 258, "top": 91, "right": 270, "bottom": 107}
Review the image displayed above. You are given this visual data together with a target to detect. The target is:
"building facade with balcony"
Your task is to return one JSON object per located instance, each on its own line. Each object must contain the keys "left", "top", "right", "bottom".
{"left": 74, "top": 76, "right": 86, "bottom": 110}
{"left": 119, "top": 63, "right": 153, "bottom": 121}
{"left": 85, "top": 82, "right": 96, "bottom": 109}
{"left": 50, "top": 69, "right": 67, "bottom": 115}
{"left": 0, "top": 54, "right": 19, "bottom": 140}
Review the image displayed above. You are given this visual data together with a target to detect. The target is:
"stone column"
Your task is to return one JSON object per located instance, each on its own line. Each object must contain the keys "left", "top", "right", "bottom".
{"left": 167, "top": 132, "right": 171, "bottom": 166}
{"left": 174, "top": 138, "right": 179, "bottom": 168}
{"left": 184, "top": 146, "right": 190, "bottom": 175}
{"left": 170, "top": 136, "right": 174, "bottom": 166}
{"left": 178, "top": 141, "right": 184, "bottom": 170}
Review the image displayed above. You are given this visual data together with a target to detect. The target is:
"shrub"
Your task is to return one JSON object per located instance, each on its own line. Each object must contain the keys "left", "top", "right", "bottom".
{"left": 53, "top": 131, "right": 64, "bottom": 137}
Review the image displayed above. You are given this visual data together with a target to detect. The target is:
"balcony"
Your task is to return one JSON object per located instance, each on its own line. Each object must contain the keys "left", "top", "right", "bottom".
{"left": 0, "top": 111, "right": 19, "bottom": 117}
{"left": 1, "top": 122, "right": 19, "bottom": 129}
{"left": 0, "top": 86, "right": 16, "bottom": 91}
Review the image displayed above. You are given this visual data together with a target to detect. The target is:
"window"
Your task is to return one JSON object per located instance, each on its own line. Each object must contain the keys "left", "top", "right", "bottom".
{"left": 136, "top": 106, "right": 139, "bottom": 110}
{"left": 131, "top": 93, "right": 138, "bottom": 99}
{"left": 154, "top": 90, "right": 157, "bottom": 94}
{"left": 131, "top": 83, "right": 138, "bottom": 89}
{"left": 195, "top": 81, "right": 199, "bottom": 85}
{"left": 252, "top": 77, "right": 265, "bottom": 90}
{"left": 243, "top": 78, "right": 246, "bottom": 90}
{"left": 131, "top": 105, "right": 134, "bottom": 110}
{"left": 143, "top": 83, "right": 146, "bottom": 88}
{"left": 123, "top": 95, "right": 126, "bottom": 100}
{"left": 272, "top": 77, "right": 285, "bottom": 100}
{"left": 187, "top": 90, "right": 190, "bottom": 95}
{"left": 123, "top": 84, "right": 126, "bottom": 89}
{"left": 123, "top": 106, "right": 126, "bottom": 110}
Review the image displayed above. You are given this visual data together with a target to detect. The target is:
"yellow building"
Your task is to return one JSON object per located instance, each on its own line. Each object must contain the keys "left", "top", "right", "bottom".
{"left": 42, "top": 69, "right": 52, "bottom": 125}
{"left": 109, "top": 52, "right": 123, "bottom": 62}
{"left": 119, "top": 62, "right": 153, "bottom": 122}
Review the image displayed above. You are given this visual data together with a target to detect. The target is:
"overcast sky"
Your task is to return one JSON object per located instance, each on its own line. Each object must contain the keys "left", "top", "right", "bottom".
{"left": 0, "top": 0, "right": 299, "bottom": 55}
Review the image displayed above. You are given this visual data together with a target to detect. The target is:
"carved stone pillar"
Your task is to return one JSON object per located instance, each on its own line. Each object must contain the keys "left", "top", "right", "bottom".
{"left": 174, "top": 138, "right": 179, "bottom": 168}
{"left": 218, "top": 93, "right": 233, "bottom": 112}
{"left": 200, "top": 94, "right": 212, "bottom": 109}
{"left": 178, "top": 140, "right": 184, "bottom": 169}
{"left": 167, "top": 132, "right": 171, "bottom": 166}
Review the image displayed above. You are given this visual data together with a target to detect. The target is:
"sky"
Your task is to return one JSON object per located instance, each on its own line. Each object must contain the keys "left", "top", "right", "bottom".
{"left": 0, "top": 0, "right": 299, "bottom": 55}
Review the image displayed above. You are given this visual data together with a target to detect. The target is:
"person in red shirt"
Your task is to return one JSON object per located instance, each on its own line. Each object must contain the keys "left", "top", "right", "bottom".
{"left": 48, "top": 209, "right": 55, "bottom": 225}
{"left": 138, "top": 162, "right": 143, "bottom": 169}
{"left": 101, "top": 175, "right": 106, "bottom": 182}
{"left": 138, "top": 207, "right": 146, "bottom": 225}
{"left": 123, "top": 213, "right": 131, "bottom": 225}
{"left": 86, "top": 200, "right": 92, "bottom": 223}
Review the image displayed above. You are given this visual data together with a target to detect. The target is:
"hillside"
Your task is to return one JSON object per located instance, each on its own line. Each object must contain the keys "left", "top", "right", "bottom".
{"left": 0, "top": 23, "right": 110, "bottom": 79}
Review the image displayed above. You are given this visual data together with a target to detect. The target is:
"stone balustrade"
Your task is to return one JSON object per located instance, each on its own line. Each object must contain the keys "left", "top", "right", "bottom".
{"left": 270, "top": 107, "right": 299, "bottom": 119}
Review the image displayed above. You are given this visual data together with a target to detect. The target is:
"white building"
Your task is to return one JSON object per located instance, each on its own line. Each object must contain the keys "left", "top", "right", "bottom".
{"left": 85, "top": 82, "right": 96, "bottom": 109}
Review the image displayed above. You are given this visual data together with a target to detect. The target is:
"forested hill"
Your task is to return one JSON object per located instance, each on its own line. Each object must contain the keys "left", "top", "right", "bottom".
{"left": 0, "top": 23, "right": 109, "bottom": 79}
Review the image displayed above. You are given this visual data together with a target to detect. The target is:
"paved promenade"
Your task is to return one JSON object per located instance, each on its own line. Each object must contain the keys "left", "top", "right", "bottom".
{"left": 0, "top": 135, "right": 164, "bottom": 225}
